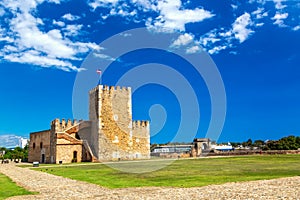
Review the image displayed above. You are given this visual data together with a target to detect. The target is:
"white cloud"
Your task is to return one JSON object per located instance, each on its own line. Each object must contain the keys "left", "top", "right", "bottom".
{"left": 3, "top": 50, "right": 80, "bottom": 72}
{"left": 63, "top": 24, "right": 83, "bottom": 36}
{"left": 89, "top": 0, "right": 142, "bottom": 23}
{"left": 1, "top": 0, "right": 297, "bottom": 67}
{"left": 252, "top": 7, "right": 268, "bottom": 19}
{"left": 231, "top": 4, "right": 238, "bottom": 10}
{"left": 89, "top": 0, "right": 262, "bottom": 56}
{"left": 169, "top": 33, "right": 202, "bottom": 54}
{"left": 89, "top": 0, "right": 119, "bottom": 10}
{"left": 132, "top": 0, "right": 155, "bottom": 10}
{"left": 250, "top": 1, "right": 296, "bottom": 31}
{"left": 199, "top": 29, "right": 230, "bottom": 54}
{"left": 93, "top": 52, "right": 116, "bottom": 61}
{"left": 3, "top": 45, "right": 18, "bottom": 52}
{"left": 186, "top": 45, "right": 200, "bottom": 54}
{"left": 0, "top": 0, "right": 99, "bottom": 71}
{"left": 88, "top": 0, "right": 214, "bottom": 32}
{"left": 149, "top": 0, "right": 214, "bottom": 32}
{"left": 90, "top": 0, "right": 154, "bottom": 12}
{"left": 0, "top": 7, "right": 5, "bottom": 16}
{"left": 208, "top": 45, "right": 227, "bottom": 54}
{"left": 48, "top": 0, "right": 61, "bottom": 4}
{"left": 200, "top": 31, "right": 220, "bottom": 46}
{"left": 10, "top": 13, "right": 76, "bottom": 59}
{"left": 0, "top": 27, "right": 13, "bottom": 42}
{"left": 248, "top": 0, "right": 266, "bottom": 4}
{"left": 171, "top": 33, "right": 194, "bottom": 47}
{"left": 109, "top": 6, "right": 137, "bottom": 17}
{"left": 292, "top": 25, "right": 300, "bottom": 31}
{"left": 232, "top": 13, "right": 254, "bottom": 43}
{"left": 256, "top": 22, "right": 264, "bottom": 27}
{"left": 273, "top": 0, "right": 287, "bottom": 10}
{"left": 62, "top": 13, "right": 80, "bottom": 21}
{"left": 199, "top": 13, "right": 255, "bottom": 54}
{"left": 219, "top": 30, "right": 232, "bottom": 38}
{"left": 272, "top": 12, "right": 288, "bottom": 27}
{"left": 53, "top": 20, "right": 65, "bottom": 27}
{"left": 229, "top": 51, "right": 238, "bottom": 55}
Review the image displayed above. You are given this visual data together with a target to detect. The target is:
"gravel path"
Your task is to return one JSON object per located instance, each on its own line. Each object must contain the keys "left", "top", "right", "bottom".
{"left": 1, "top": 163, "right": 300, "bottom": 200}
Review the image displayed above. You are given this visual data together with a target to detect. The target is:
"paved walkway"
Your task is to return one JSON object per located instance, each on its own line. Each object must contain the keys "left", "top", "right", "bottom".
{"left": 1, "top": 163, "right": 300, "bottom": 199}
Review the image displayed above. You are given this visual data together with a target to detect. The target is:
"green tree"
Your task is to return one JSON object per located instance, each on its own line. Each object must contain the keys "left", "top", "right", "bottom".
{"left": 12, "top": 147, "right": 24, "bottom": 161}
{"left": 242, "top": 138, "right": 252, "bottom": 147}
{"left": 0, "top": 145, "right": 29, "bottom": 162}
{"left": 296, "top": 136, "right": 300, "bottom": 148}
{"left": 253, "top": 140, "right": 265, "bottom": 148}
{"left": 264, "top": 135, "right": 300, "bottom": 150}
{"left": 22, "top": 143, "right": 29, "bottom": 161}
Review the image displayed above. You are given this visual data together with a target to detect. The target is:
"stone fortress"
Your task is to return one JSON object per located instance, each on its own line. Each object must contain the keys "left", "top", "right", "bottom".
{"left": 28, "top": 85, "right": 150, "bottom": 164}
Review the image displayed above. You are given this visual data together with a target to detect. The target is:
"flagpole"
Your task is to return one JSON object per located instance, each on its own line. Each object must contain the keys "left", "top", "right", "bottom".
{"left": 96, "top": 69, "right": 102, "bottom": 86}
{"left": 99, "top": 73, "right": 101, "bottom": 85}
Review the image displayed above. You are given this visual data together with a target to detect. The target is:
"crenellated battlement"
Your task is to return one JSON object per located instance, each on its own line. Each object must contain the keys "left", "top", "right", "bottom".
{"left": 29, "top": 83, "right": 150, "bottom": 164}
{"left": 51, "top": 118, "right": 79, "bottom": 131}
{"left": 103, "top": 85, "right": 131, "bottom": 92}
{"left": 89, "top": 85, "right": 102, "bottom": 94}
{"left": 132, "top": 120, "right": 150, "bottom": 128}
{"left": 89, "top": 85, "right": 131, "bottom": 95}
{"left": 89, "top": 84, "right": 151, "bottom": 160}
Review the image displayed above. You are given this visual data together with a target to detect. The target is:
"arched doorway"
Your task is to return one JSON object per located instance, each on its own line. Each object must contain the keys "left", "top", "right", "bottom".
{"left": 72, "top": 151, "right": 77, "bottom": 162}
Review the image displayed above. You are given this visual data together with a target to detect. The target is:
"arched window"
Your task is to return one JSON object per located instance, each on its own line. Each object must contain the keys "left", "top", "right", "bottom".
{"left": 40, "top": 142, "right": 43, "bottom": 149}
{"left": 33, "top": 143, "right": 36, "bottom": 149}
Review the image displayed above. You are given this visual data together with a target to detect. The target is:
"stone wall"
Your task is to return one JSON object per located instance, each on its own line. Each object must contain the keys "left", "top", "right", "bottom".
{"left": 50, "top": 119, "right": 84, "bottom": 164}
{"left": 28, "top": 130, "right": 51, "bottom": 163}
{"left": 78, "top": 121, "right": 96, "bottom": 161}
{"left": 56, "top": 144, "right": 82, "bottom": 164}
{"left": 192, "top": 138, "right": 211, "bottom": 157}
{"left": 132, "top": 120, "right": 150, "bottom": 159}
{"left": 89, "top": 86, "right": 101, "bottom": 159}
{"left": 88, "top": 85, "right": 150, "bottom": 161}
{"left": 50, "top": 120, "right": 57, "bottom": 163}
{"left": 99, "top": 86, "right": 132, "bottom": 160}
{"left": 29, "top": 84, "right": 150, "bottom": 163}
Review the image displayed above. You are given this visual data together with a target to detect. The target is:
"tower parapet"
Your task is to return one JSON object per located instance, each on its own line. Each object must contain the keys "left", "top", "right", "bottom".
{"left": 99, "top": 85, "right": 131, "bottom": 93}
{"left": 131, "top": 120, "right": 150, "bottom": 159}
{"left": 132, "top": 120, "right": 150, "bottom": 138}
{"left": 89, "top": 85, "right": 131, "bottom": 92}
{"left": 87, "top": 84, "right": 150, "bottom": 161}
{"left": 51, "top": 118, "right": 79, "bottom": 132}
{"left": 132, "top": 120, "right": 149, "bottom": 128}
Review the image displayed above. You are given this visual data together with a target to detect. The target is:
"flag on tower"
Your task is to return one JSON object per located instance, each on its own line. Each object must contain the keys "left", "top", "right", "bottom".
{"left": 96, "top": 69, "right": 102, "bottom": 85}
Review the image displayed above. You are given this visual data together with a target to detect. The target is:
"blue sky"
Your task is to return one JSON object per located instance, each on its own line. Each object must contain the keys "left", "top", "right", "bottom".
{"left": 0, "top": 0, "right": 299, "bottom": 143}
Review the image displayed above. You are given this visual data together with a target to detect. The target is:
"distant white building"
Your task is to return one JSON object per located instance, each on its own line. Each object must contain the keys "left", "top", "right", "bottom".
{"left": 20, "top": 138, "right": 29, "bottom": 148}
{"left": 0, "top": 135, "right": 28, "bottom": 149}
{"left": 211, "top": 142, "right": 234, "bottom": 151}
{"left": 152, "top": 145, "right": 192, "bottom": 153}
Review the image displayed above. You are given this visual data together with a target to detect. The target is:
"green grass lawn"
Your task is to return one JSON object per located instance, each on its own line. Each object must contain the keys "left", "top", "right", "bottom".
{"left": 0, "top": 173, "right": 35, "bottom": 200}
{"left": 33, "top": 154, "right": 300, "bottom": 188}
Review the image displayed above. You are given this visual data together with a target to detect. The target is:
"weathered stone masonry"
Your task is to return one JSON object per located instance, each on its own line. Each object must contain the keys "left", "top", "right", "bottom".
{"left": 88, "top": 85, "right": 150, "bottom": 161}
{"left": 28, "top": 85, "right": 150, "bottom": 164}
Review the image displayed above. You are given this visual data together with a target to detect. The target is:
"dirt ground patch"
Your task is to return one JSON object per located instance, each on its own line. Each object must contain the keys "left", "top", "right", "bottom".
{"left": 1, "top": 163, "right": 299, "bottom": 200}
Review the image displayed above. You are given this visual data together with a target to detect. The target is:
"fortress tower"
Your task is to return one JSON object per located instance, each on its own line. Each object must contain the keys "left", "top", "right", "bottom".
{"left": 29, "top": 84, "right": 150, "bottom": 164}
{"left": 88, "top": 85, "right": 150, "bottom": 161}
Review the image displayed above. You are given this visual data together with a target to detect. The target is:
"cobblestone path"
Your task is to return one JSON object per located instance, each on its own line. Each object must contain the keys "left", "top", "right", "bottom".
{"left": 1, "top": 163, "right": 299, "bottom": 199}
